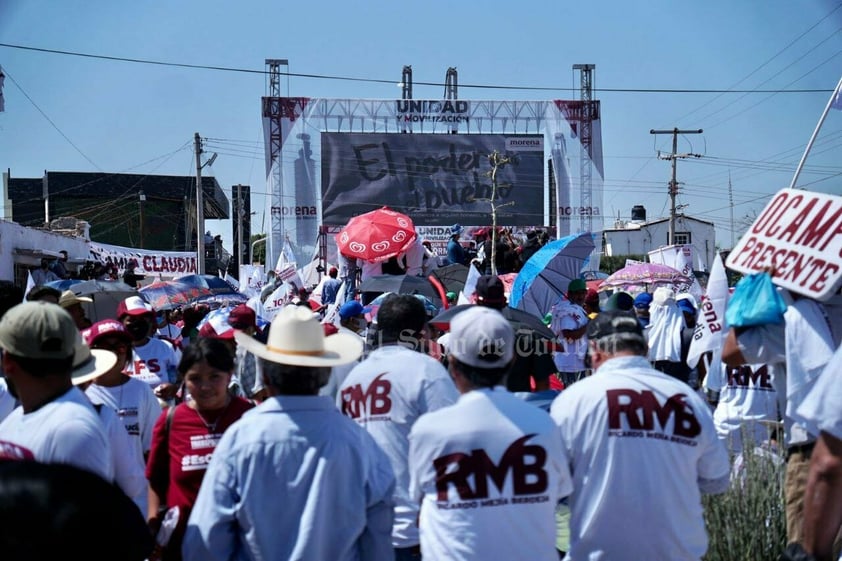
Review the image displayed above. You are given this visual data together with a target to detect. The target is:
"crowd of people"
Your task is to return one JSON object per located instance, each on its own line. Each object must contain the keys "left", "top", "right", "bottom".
{"left": 27, "top": 249, "right": 148, "bottom": 288}
{"left": 0, "top": 235, "right": 839, "bottom": 561}
{"left": 445, "top": 224, "right": 551, "bottom": 275}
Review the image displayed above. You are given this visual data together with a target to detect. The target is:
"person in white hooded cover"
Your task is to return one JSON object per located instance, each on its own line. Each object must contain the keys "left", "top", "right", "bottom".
{"left": 645, "top": 286, "right": 688, "bottom": 381}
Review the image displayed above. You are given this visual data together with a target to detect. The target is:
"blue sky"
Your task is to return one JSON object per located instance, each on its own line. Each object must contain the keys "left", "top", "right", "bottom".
{"left": 1, "top": 0, "right": 840, "bottom": 254}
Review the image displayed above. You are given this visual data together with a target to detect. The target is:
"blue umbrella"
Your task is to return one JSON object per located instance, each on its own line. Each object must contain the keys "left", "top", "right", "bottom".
{"left": 197, "top": 304, "right": 269, "bottom": 335}
{"left": 192, "top": 292, "right": 249, "bottom": 308}
{"left": 509, "top": 232, "right": 595, "bottom": 318}
{"left": 45, "top": 279, "right": 84, "bottom": 291}
{"left": 175, "top": 274, "right": 240, "bottom": 296}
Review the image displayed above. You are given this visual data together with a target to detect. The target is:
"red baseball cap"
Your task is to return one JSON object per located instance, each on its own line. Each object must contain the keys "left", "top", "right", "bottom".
{"left": 82, "top": 319, "right": 133, "bottom": 347}
{"left": 228, "top": 304, "right": 256, "bottom": 330}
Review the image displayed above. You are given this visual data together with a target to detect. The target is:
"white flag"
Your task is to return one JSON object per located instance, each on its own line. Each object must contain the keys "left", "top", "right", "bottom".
{"left": 24, "top": 270, "right": 35, "bottom": 298}
{"left": 686, "top": 252, "right": 729, "bottom": 369}
{"left": 238, "top": 265, "right": 264, "bottom": 298}
{"left": 261, "top": 283, "right": 294, "bottom": 321}
{"left": 275, "top": 238, "right": 297, "bottom": 275}
{"left": 246, "top": 294, "right": 265, "bottom": 321}
{"left": 223, "top": 272, "right": 240, "bottom": 292}
{"left": 458, "top": 264, "right": 482, "bottom": 305}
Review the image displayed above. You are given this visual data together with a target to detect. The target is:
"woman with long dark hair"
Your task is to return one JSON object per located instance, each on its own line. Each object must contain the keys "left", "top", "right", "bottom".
{"left": 145, "top": 337, "right": 253, "bottom": 560}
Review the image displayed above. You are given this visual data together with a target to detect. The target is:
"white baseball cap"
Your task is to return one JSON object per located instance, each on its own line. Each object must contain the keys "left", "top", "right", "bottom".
{"left": 117, "top": 296, "right": 154, "bottom": 318}
{"left": 448, "top": 306, "right": 514, "bottom": 369}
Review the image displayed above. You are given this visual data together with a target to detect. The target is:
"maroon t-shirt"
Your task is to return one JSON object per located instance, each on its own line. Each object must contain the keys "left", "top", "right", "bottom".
{"left": 146, "top": 397, "right": 253, "bottom": 557}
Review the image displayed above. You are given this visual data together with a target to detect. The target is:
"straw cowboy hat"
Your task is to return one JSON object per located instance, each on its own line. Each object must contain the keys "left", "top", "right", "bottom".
{"left": 234, "top": 305, "right": 362, "bottom": 367}
{"left": 71, "top": 332, "right": 118, "bottom": 386}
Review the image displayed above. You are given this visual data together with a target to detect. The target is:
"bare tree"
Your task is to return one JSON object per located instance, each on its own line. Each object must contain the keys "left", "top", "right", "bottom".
{"left": 483, "top": 151, "right": 515, "bottom": 276}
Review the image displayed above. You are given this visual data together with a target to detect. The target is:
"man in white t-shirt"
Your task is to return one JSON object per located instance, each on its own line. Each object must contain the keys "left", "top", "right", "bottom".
{"left": 550, "top": 278, "right": 590, "bottom": 387}
{"left": 409, "top": 306, "right": 573, "bottom": 561}
{"left": 339, "top": 294, "right": 458, "bottom": 559}
{"left": 118, "top": 296, "right": 180, "bottom": 402}
{"left": 706, "top": 362, "right": 779, "bottom": 456}
{"left": 82, "top": 320, "right": 162, "bottom": 459}
{"left": 358, "top": 258, "right": 382, "bottom": 283}
{"left": 0, "top": 301, "right": 114, "bottom": 480}
{"left": 723, "top": 291, "right": 842, "bottom": 545}
{"left": 402, "top": 237, "right": 426, "bottom": 277}
{"left": 795, "top": 344, "right": 842, "bottom": 561}
{"left": 70, "top": 331, "right": 148, "bottom": 515}
{"left": 550, "top": 310, "right": 729, "bottom": 561}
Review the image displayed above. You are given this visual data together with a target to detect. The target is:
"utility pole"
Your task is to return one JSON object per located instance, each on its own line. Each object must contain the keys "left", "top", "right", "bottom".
{"left": 138, "top": 190, "right": 146, "bottom": 248}
{"left": 237, "top": 184, "right": 244, "bottom": 269}
{"left": 649, "top": 128, "right": 702, "bottom": 246}
{"left": 194, "top": 132, "right": 205, "bottom": 274}
{"left": 728, "top": 172, "right": 735, "bottom": 249}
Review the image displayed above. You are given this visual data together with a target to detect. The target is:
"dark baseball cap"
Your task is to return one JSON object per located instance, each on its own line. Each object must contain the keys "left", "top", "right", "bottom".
{"left": 567, "top": 279, "right": 587, "bottom": 293}
{"left": 603, "top": 292, "right": 634, "bottom": 312}
{"left": 475, "top": 275, "right": 506, "bottom": 305}
{"left": 587, "top": 310, "right": 644, "bottom": 341}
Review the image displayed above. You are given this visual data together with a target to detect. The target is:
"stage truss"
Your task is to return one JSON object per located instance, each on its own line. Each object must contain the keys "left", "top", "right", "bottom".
{"left": 262, "top": 97, "right": 603, "bottom": 273}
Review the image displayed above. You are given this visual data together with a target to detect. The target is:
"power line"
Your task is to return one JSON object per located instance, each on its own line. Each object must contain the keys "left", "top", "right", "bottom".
{"left": 0, "top": 42, "right": 835, "bottom": 94}
{"left": 701, "top": 44, "right": 842, "bottom": 128}
{"left": 670, "top": 3, "right": 842, "bottom": 123}
{"left": 2, "top": 67, "right": 101, "bottom": 170}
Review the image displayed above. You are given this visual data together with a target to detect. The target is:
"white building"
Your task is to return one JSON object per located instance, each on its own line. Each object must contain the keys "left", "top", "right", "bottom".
{"left": 0, "top": 219, "right": 90, "bottom": 287}
{"left": 602, "top": 211, "right": 716, "bottom": 271}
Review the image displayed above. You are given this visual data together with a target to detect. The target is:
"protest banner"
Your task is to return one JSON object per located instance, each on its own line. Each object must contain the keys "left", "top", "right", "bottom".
{"left": 726, "top": 188, "right": 842, "bottom": 301}
{"left": 89, "top": 242, "right": 197, "bottom": 278}
{"left": 321, "top": 133, "right": 545, "bottom": 227}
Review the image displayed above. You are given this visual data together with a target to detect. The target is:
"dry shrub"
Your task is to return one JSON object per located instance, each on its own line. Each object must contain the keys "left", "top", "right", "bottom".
{"left": 703, "top": 439, "right": 786, "bottom": 561}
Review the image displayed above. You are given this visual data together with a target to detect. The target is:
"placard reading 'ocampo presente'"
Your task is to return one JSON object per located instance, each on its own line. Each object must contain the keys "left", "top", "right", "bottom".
{"left": 320, "top": 133, "right": 545, "bottom": 226}
{"left": 726, "top": 188, "right": 842, "bottom": 301}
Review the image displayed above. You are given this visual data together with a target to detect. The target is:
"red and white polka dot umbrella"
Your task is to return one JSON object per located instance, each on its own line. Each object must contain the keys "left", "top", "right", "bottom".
{"left": 335, "top": 206, "right": 417, "bottom": 263}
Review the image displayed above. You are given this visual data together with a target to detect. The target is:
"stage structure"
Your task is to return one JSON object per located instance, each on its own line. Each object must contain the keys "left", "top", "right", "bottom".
{"left": 262, "top": 97, "right": 604, "bottom": 272}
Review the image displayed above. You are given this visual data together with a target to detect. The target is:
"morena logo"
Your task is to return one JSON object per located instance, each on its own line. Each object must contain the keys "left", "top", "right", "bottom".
{"left": 340, "top": 373, "right": 392, "bottom": 419}
{"left": 270, "top": 205, "right": 318, "bottom": 217}
{"left": 557, "top": 206, "right": 601, "bottom": 216}
{"left": 433, "top": 435, "right": 548, "bottom": 501}
{"left": 606, "top": 389, "right": 701, "bottom": 438}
